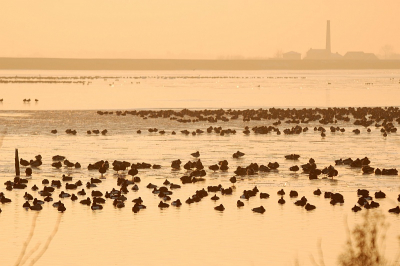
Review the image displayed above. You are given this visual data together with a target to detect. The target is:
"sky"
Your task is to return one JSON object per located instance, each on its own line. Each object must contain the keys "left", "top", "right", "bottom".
{"left": 0, "top": 0, "right": 399, "bottom": 59}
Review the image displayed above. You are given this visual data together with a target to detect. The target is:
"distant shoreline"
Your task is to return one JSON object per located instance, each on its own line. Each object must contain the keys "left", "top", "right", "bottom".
{"left": 1, "top": 58, "right": 400, "bottom": 70}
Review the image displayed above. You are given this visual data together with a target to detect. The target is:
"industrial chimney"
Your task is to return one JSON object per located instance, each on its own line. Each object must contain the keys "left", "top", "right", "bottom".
{"left": 326, "top": 20, "right": 331, "bottom": 55}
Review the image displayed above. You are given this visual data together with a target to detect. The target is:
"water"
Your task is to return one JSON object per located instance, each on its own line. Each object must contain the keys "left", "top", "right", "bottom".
{"left": 0, "top": 70, "right": 400, "bottom": 266}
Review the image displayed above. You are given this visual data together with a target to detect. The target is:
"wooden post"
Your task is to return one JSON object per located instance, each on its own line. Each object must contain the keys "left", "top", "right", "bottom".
{"left": 15, "top": 149, "right": 20, "bottom": 177}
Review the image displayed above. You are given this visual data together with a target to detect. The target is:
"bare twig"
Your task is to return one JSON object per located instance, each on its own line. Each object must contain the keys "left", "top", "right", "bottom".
{"left": 20, "top": 243, "right": 40, "bottom": 266}
{"left": 28, "top": 214, "right": 62, "bottom": 266}
{"left": 15, "top": 212, "right": 39, "bottom": 266}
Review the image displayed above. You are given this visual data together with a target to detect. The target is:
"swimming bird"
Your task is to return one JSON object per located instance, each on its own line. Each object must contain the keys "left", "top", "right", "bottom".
{"left": 80, "top": 197, "right": 91, "bottom": 206}
{"left": 59, "top": 191, "right": 71, "bottom": 198}
{"left": 237, "top": 200, "right": 244, "bottom": 207}
{"left": 388, "top": 206, "right": 400, "bottom": 214}
{"left": 277, "top": 189, "right": 285, "bottom": 195}
{"left": 214, "top": 204, "right": 225, "bottom": 211}
{"left": 191, "top": 151, "right": 200, "bottom": 158}
{"left": 305, "top": 203, "right": 316, "bottom": 211}
{"left": 352, "top": 205, "right": 362, "bottom": 212}
{"left": 252, "top": 206, "right": 265, "bottom": 214}
{"left": 91, "top": 203, "right": 103, "bottom": 210}
{"left": 24, "top": 192, "right": 33, "bottom": 201}
{"left": 20, "top": 158, "right": 30, "bottom": 166}
{"left": 289, "top": 190, "right": 298, "bottom": 198}
{"left": 211, "top": 194, "right": 220, "bottom": 201}
{"left": 375, "top": 190, "right": 386, "bottom": 199}
{"left": 29, "top": 204, "right": 42, "bottom": 211}
{"left": 278, "top": 196, "right": 285, "bottom": 204}
{"left": 171, "top": 199, "right": 182, "bottom": 207}
{"left": 313, "top": 189, "right": 321, "bottom": 196}
{"left": 295, "top": 196, "right": 307, "bottom": 206}
{"left": 158, "top": 201, "right": 169, "bottom": 208}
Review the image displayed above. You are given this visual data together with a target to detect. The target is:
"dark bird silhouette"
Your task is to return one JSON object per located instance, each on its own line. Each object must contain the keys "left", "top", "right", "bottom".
{"left": 214, "top": 204, "right": 225, "bottom": 211}
{"left": 191, "top": 151, "right": 200, "bottom": 158}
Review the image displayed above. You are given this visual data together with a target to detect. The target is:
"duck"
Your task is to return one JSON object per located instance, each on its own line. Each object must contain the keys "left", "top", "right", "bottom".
{"left": 59, "top": 191, "right": 71, "bottom": 198}
{"left": 29, "top": 204, "right": 43, "bottom": 211}
{"left": 86, "top": 182, "right": 96, "bottom": 189}
{"left": 132, "top": 205, "right": 140, "bottom": 213}
{"left": 375, "top": 190, "right": 386, "bottom": 199}
{"left": 388, "top": 206, "right": 400, "bottom": 214}
{"left": 116, "top": 201, "right": 125, "bottom": 208}
{"left": 77, "top": 189, "right": 86, "bottom": 196}
{"left": 62, "top": 175, "right": 73, "bottom": 181}
{"left": 44, "top": 196, "right": 53, "bottom": 202}
{"left": 237, "top": 200, "right": 244, "bottom": 207}
{"left": 131, "top": 184, "right": 139, "bottom": 191}
{"left": 24, "top": 192, "right": 33, "bottom": 201}
{"left": 23, "top": 201, "right": 31, "bottom": 208}
{"left": 31, "top": 185, "right": 39, "bottom": 191}
{"left": 91, "top": 190, "right": 103, "bottom": 197}
{"left": 20, "top": 158, "right": 30, "bottom": 166}
{"left": 229, "top": 176, "right": 237, "bottom": 185}
{"left": 91, "top": 178, "right": 102, "bottom": 184}
{"left": 80, "top": 197, "right": 91, "bottom": 206}
{"left": 295, "top": 197, "right": 307, "bottom": 207}
{"left": 65, "top": 183, "right": 77, "bottom": 190}
{"left": 93, "top": 197, "right": 106, "bottom": 204}
{"left": 33, "top": 198, "right": 44, "bottom": 205}
{"left": 260, "top": 192, "right": 270, "bottom": 199}
{"left": 252, "top": 206, "right": 265, "bottom": 214}
{"left": 91, "top": 203, "right": 103, "bottom": 210}
{"left": 146, "top": 183, "right": 157, "bottom": 189}
{"left": 289, "top": 190, "right": 298, "bottom": 198}
{"left": 370, "top": 201, "right": 380, "bottom": 208}
{"left": 163, "top": 179, "right": 170, "bottom": 185}
{"left": 305, "top": 203, "right": 316, "bottom": 211}
{"left": 209, "top": 164, "right": 219, "bottom": 172}
{"left": 52, "top": 200, "right": 62, "bottom": 208}
{"left": 71, "top": 194, "right": 78, "bottom": 201}
{"left": 158, "top": 201, "right": 169, "bottom": 208}
{"left": 170, "top": 183, "right": 181, "bottom": 189}
{"left": 352, "top": 205, "right": 362, "bottom": 212}
{"left": 185, "top": 197, "right": 194, "bottom": 204}
{"left": 214, "top": 204, "right": 225, "bottom": 211}
{"left": 313, "top": 189, "right": 321, "bottom": 196}
{"left": 278, "top": 196, "right": 285, "bottom": 204}
{"left": 171, "top": 199, "right": 182, "bottom": 207}
{"left": 191, "top": 151, "right": 200, "bottom": 158}
{"left": 211, "top": 194, "right": 220, "bottom": 201}
{"left": 277, "top": 189, "right": 285, "bottom": 196}
{"left": 134, "top": 203, "right": 147, "bottom": 210}
{"left": 57, "top": 204, "right": 66, "bottom": 212}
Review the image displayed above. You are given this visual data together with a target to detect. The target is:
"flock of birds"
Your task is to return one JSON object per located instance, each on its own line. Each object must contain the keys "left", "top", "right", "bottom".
{"left": 1, "top": 106, "right": 400, "bottom": 215}
{"left": 1, "top": 150, "right": 399, "bottom": 215}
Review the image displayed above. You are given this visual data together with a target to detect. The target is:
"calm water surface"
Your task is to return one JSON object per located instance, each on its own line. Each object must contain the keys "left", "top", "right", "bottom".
{"left": 0, "top": 70, "right": 400, "bottom": 266}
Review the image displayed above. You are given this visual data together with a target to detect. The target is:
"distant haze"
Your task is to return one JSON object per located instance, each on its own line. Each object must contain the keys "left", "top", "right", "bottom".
{"left": 1, "top": 0, "right": 399, "bottom": 59}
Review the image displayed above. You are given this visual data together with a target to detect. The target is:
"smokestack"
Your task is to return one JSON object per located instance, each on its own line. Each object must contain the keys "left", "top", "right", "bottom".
{"left": 326, "top": 20, "right": 331, "bottom": 54}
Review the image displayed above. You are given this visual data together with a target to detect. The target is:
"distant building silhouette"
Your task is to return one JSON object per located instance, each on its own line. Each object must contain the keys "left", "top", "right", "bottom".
{"left": 304, "top": 20, "right": 381, "bottom": 60}
{"left": 283, "top": 51, "right": 301, "bottom": 60}
{"left": 305, "top": 20, "right": 335, "bottom": 60}
{"left": 343, "top": 52, "right": 378, "bottom": 60}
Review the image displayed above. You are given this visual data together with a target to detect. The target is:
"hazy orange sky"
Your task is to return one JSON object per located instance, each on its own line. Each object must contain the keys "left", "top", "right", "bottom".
{"left": 1, "top": 0, "right": 399, "bottom": 59}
